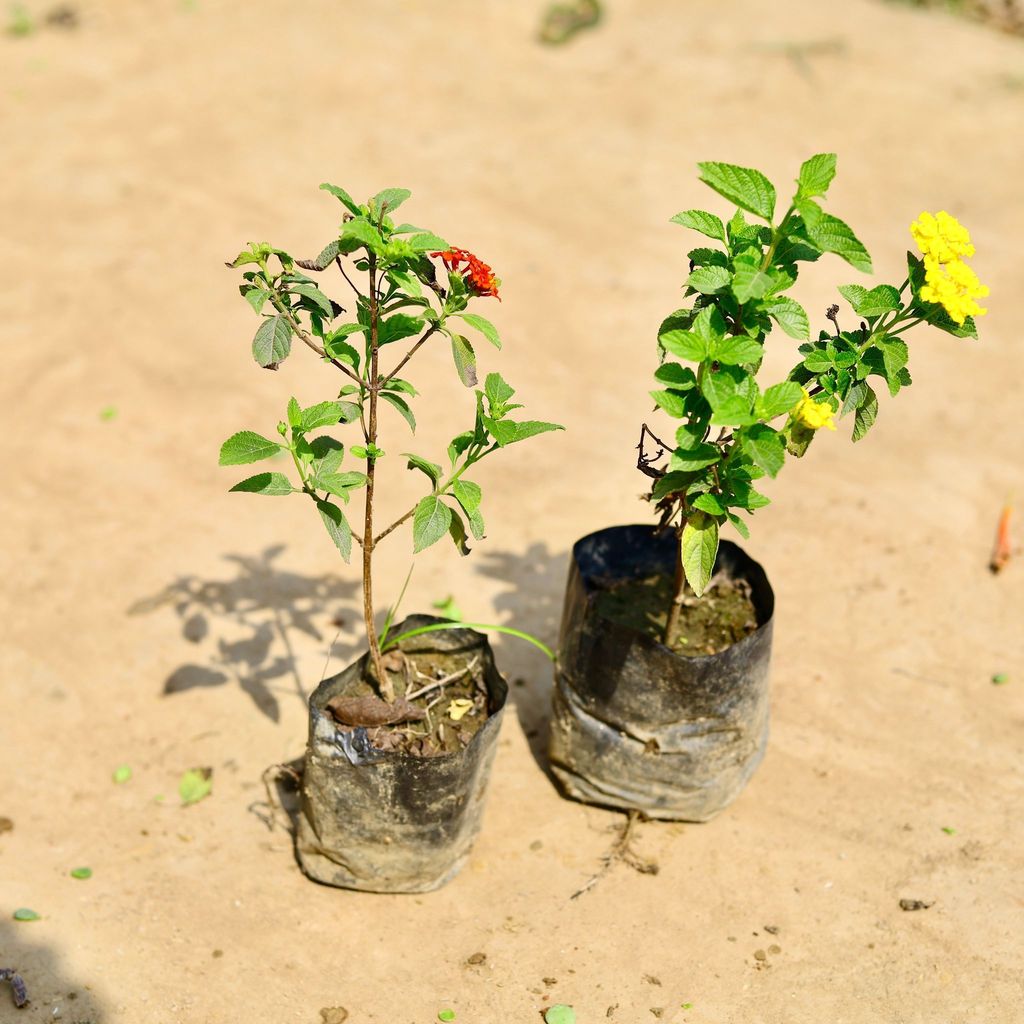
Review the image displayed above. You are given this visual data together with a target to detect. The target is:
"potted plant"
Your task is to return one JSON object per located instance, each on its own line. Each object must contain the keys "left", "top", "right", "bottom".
{"left": 221, "top": 184, "right": 561, "bottom": 891}
{"left": 549, "top": 155, "right": 987, "bottom": 820}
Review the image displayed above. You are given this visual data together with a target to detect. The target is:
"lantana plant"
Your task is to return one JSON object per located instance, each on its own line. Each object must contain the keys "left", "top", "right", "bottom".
{"left": 641, "top": 154, "right": 986, "bottom": 642}
{"left": 219, "top": 185, "right": 562, "bottom": 701}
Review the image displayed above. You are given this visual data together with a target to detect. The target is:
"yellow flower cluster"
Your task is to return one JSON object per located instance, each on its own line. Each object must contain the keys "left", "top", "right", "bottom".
{"left": 910, "top": 211, "right": 988, "bottom": 325}
{"left": 791, "top": 389, "right": 836, "bottom": 432}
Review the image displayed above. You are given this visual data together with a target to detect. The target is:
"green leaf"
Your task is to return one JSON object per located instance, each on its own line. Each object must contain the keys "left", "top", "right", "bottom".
{"left": 681, "top": 512, "right": 720, "bottom": 597}
{"left": 852, "top": 383, "right": 878, "bottom": 442}
{"left": 692, "top": 493, "right": 726, "bottom": 516}
{"left": 544, "top": 1007, "right": 576, "bottom": 1024}
{"left": 179, "top": 768, "right": 213, "bottom": 806}
{"left": 13, "top": 908, "right": 41, "bottom": 922}
{"left": 381, "top": 392, "right": 416, "bottom": 432}
{"left": 310, "top": 436, "right": 344, "bottom": 474}
{"left": 670, "top": 209, "right": 727, "bottom": 242}
{"left": 726, "top": 510, "right": 750, "bottom": 540}
{"left": 660, "top": 329, "right": 707, "bottom": 362}
{"left": 837, "top": 284, "right": 869, "bottom": 312}
{"left": 450, "top": 333, "right": 477, "bottom": 387}
{"left": 484, "top": 371, "right": 516, "bottom": 410}
{"left": 507, "top": 420, "right": 564, "bottom": 443}
{"left": 320, "top": 182, "right": 362, "bottom": 216}
{"left": 668, "top": 443, "right": 720, "bottom": 472}
{"left": 879, "top": 335, "right": 909, "bottom": 386}
{"left": 218, "top": 431, "right": 281, "bottom": 466}
{"left": 317, "top": 500, "right": 352, "bottom": 561}
{"left": 452, "top": 479, "right": 486, "bottom": 539}
{"left": 765, "top": 296, "right": 811, "bottom": 339}
{"left": 287, "top": 397, "right": 303, "bottom": 429}
{"left": 112, "top": 764, "right": 132, "bottom": 784}
{"left": 730, "top": 258, "right": 773, "bottom": 303}
{"left": 447, "top": 506, "right": 472, "bottom": 555}
{"left": 252, "top": 315, "right": 292, "bottom": 368}
{"left": 299, "top": 401, "right": 346, "bottom": 432}
{"left": 714, "top": 334, "right": 763, "bottom": 365}
{"left": 341, "top": 218, "right": 383, "bottom": 251}
{"left": 243, "top": 287, "right": 270, "bottom": 313}
{"left": 370, "top": 187, "right": 411, "bottom": 214}
{"left": 229, "top": 472, "right": 293, "bottom": 496}
{"left": 297, "top": 239, "right": 341, "bottom": 272}
{"left": 70, "top": 867, "right": 93, "bottom": 880}
{"left": 799, "top": 203, "right": 872, "bottom": 273}
{"left": 409, "top": 232, "right": 450, "bottom": 252}
{"left": 698, "top": 161, "right": 776, "bottom": 221}
{"left": 740, "top": 424, "right": 785, "bottom": 478}
{"left": 756, "top": 381, "right": 803, "bottom": 419}
{"left": 318, "top": 471, "right": 367, "bottom": 499}
{"left": 687, "top": 265, "right": 731, "bottom": 295}
{"left": 413, "top": 495, "right": 452, "bottom": 552}
{"left": 405, "top": 453, "right": 443, "bottom": 484}
{"left": 438, "top": 1011, "right": 456, "bottom": 1023}
{"left": 854, "top": 284, "right": 901, "bottom": 317}
{"left": 378, "top": 313, "right": 425, "bottom": 346}
{"left": 654, "top": 363, "right": 697, "bottom": 389}
{"left": 651, "top": 389, "right": 687, "bottom": 418}
{"left": 457, "top": 312, "right": 501, "bottom": 349}
{"left": 796, "top": 153, "right": 837, "bottom": 200}
{"left": 290, "top": 282, "right": 333, "bottom": 318}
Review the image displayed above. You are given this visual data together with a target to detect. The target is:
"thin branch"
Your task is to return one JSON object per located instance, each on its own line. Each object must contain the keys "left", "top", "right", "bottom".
{"left": 374, "top": 505, "right": 416, "bottom": 546}
{"left": 382, "top": 325, "right": 440, "bottom": 386}
{"left": 334, "top": 256, "right": 363, "bottom": 298}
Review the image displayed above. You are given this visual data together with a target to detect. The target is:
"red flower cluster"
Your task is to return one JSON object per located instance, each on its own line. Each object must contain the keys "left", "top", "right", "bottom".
{"left": 431, "top": 248, "right": 501, "bottom": 300}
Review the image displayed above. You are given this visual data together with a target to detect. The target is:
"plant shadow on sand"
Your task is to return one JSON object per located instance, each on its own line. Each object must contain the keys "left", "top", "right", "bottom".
{"left": 128, "top": 545, "right": 361, "bottom": 723}
{"left": 0, "top": 919, "right": 107, "bottom": 1021}
{"left": 474, "top": 541, "right": 568, "bottom": 780}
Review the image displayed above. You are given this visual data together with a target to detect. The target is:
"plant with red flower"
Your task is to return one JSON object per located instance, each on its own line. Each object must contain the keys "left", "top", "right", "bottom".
{"left": 432, "top": 248, "right": 501, "bottom": 300}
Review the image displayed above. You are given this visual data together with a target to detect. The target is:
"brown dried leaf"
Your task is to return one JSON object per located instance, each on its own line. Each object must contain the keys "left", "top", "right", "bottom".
{"left": 326, "top": 694, "right": 425, "bottom": 727}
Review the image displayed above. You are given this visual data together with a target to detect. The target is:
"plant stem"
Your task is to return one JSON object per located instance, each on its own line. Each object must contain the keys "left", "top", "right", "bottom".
{"left": 663, "top": 526, "right": 686, "bottom": 648}
{"left": 362, "top": 253, "right": 393, "bottom": 702}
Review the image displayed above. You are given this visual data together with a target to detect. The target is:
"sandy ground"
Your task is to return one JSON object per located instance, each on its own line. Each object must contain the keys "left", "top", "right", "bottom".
{"left": 2, "top": 0, "right": 1023, "bottom": 1021}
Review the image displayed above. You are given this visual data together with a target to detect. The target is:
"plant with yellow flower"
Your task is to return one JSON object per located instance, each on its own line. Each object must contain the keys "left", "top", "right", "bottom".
{"left": 638, "top": 154, "right": 986, "bottom": 623}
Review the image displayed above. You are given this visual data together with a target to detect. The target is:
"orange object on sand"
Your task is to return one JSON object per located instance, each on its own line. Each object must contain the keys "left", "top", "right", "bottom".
{"left": 990, "top": 505, "right": 1013, "bottom": 573}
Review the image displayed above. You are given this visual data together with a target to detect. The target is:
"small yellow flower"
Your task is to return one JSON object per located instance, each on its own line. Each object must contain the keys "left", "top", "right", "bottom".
{"left": 446, "top": 698, "right": 474, "bottom": 722}
{"left": 791, "top": 389, "right": 836, "bottom": 431}
{"left": 920, "top": 254, "right": 989, "bottom": 325}
{"left": 910, "top": 211, "right": 975, "bottom": 264}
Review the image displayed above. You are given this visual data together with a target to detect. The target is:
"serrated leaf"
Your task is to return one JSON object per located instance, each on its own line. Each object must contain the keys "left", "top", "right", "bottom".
{"left": 450, "top": 333, "right": 477, "bottom": 387}
{"left": 413, "top": 495, "right": 452, "bottom": 552}
{"left": 757, "top": 381, "right": 803, "bottom": 419}
{"left": 252, "top": 315, "right": 292, "bottom": 367}
{"left": 668, "top": 443, "right": 720, "bottom": 472}
{"left": 681, "top": 512, "right": 720, "bottom": 598}
{"left": 765, "top": 296, "right": 811, "bottom": 339}
{"left": 688, "top": 265, "right": 731, "bottom": 295}
{"left": 243, "top": 287, "right": 270, "bottom": 313}
{"left": 653, "top": 363, "right": 697, "bottom": 389}
{"left": 879, "top": 335, "right": 909, "bottom": 381}
{"left": 726, "top": 509, "right": 750, "bottom": 539}
{"left": 318, "top": 471, "right": 367, "bottom": 499}
{"left": 799, "top": 206, "right": 872, "bottom": 273}
{"left": 290, "top": 282, "right": 334, "bottom": 318}
{"left": 660, "top": 329, "right": 708, "bottom": 361}
{"left": 297, "top": 239, "right": 341, "bottom": 272}
{"left": 381, "top": 392, "right": 416, "bottom": 432}
{"left": 218, "top": 431, "right": 281, "bottom": 466}
{"left": 452, "top": 478, "right": 482, "bottom": 512}
{"left": 341, "top": 218, "right": 383, "bottom": 251}
{"left": 651, "top": 389, "right": 688, "bottom": 418}
{"left": 404, "top": 453, "right": 443, "bottom": 484}
{"left": 852, "top": 383, "right": 878, "bottom": 442}
{"left": 714, "top": 334, "right": 763, "bottom": 365}
{"left": 457, "top": 312, "right": 501, "bottom": 349}
{"left": 179, "top": 768, "right": 212, "bottom": 806}
{"left": 837, "top": 283, "right": 869, "bottom": 312}
{"left": 287, "top": 397, "right": 303, "bottom": 429}
{"left": 409, "top": 232, "right": 450, "bottom": 252}
{"left": 229, "top": 472, "right": 294, "bottom": 496}
{"left": 692, "top": 493, "right": 726, "bottom": 516}
{"left": 317, "top": 500, "right": 352, "bottom": 561}
{"left": 796, "top": 153, "right": 837, "bottom": 199}
{"left": 730, "top": 259, "right": 773, "bottom": 303}
{"left": 698, "top": 161, "right": 776, "bottom": 221}
{"left": 854, "top": 284, "right": 901, "bottom": 318}
{"left": 320, "top": 182, "right": 361, "bottom": 215}
{"left": 370, "top": 187, "right": 411, "bottom": 214}
{"left": 670, "top": 209, "right": 727, "bottom": 242}
{"left": 740, "top": 424, "right": 785, "bottom": 478}
{"left": 300, "top": 401, "right": 349, "bottom": 432}
{"left": 508, "top": 420, "right": 564, "bottom": 443}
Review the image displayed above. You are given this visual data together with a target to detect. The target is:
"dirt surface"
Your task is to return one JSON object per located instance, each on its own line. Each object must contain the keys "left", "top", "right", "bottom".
{"left": 2, "top": 1, "right": 1023, "bottom": 1021}
{"left": 595, "top": 573, "right": 759, "bottom": 654}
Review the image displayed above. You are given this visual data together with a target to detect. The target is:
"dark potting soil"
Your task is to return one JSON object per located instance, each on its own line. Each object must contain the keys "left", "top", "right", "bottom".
{"left": 594, "top": 572, "right": 758, "bottom": 656}
{"left": 326, "top": 648, "right": 490, "bottom": 758}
